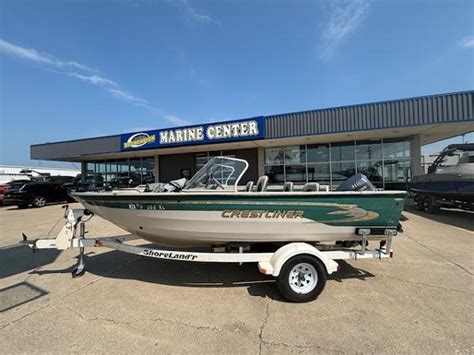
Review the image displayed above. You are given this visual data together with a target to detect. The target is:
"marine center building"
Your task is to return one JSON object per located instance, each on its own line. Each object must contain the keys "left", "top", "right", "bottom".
{"left": 31, "top": 90, "right": 474, "bottom": 190}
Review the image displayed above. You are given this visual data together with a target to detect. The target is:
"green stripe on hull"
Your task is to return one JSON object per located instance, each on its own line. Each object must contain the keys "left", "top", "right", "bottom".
{"left": 74, "top": 193, "right": 406, "bottom": 228}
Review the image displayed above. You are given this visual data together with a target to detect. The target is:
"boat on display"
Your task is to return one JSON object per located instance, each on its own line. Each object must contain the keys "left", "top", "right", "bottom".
{"left": 71, "top": 157, "right": 407, "bottom": 247}
{"left": 410, "top": 144, "right": 474, "bottom": 212}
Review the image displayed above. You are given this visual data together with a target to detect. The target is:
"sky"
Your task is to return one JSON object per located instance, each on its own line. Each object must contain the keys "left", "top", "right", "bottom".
{"left": 0, "top": 0, "right": 473, "bottom": 168}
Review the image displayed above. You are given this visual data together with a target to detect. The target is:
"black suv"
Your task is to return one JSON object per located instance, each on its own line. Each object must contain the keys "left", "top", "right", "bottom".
{"left": 3, "top": 181, "right": 74, "bottom": 208}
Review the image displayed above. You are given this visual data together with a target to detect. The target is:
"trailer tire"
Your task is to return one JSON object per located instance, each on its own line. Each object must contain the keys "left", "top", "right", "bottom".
{"left": 414, "top": 194, "right": 424, "bottom": 211}
{"left": 423, "top": 195, "right": 440, "bottom": 214}
{"left": 277, "top": 255, "right": 327, "bottom": 303}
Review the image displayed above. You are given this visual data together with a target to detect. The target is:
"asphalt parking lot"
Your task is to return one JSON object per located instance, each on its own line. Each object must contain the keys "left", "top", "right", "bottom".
{"left": 1, "top": 202, "right": 473, "bottom": 353}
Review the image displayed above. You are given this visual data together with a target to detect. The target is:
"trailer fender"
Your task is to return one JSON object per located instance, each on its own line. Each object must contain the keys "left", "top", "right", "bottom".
{"left": 258, "top": 242, "right": 339, "bottom": 277}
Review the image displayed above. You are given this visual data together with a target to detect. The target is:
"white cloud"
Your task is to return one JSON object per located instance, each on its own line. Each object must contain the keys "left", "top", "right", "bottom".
{"left": 320, "top": 0, "right": 371, "bottom": 60}
{"left": 107, "top": 88, "right": 150, "bottom": 107}
{"left": 458, "top": 36, "right": 474, "bottom": 49}
{"left": 163, "top": 114, "right": 189, "bottom": 126}
{"left": 68, "top": 73, "right": 119, "bottom": 88}
{"left": 0, "top": 38, "right": 94, "bottom": 72}
{"left": 174, "top": 0, "right": 217, "bottom": 24}
{"left": 0, "top": 37, "right": 189, "bottom": 126}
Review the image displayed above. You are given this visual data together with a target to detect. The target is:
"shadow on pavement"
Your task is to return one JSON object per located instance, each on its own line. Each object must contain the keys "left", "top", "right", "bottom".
{"left": 30, "top": 248, "right": 374, "bottom": 302}
{"left": 404, "top": 200, "right": 474, "bottom": 232}
{"left": 0, "top": 243, "right": 61, "bottom": 279}
{"left": 0, "top": 281, "right": 48, "bottom": 312}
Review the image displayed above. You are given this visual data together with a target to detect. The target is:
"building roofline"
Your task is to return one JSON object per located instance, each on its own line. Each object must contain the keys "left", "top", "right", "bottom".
{"left": 266, "top": 89, "right": 474, "bottom": 118}
{"left": 31, "top": 90, "right": 473, "bottom": 148}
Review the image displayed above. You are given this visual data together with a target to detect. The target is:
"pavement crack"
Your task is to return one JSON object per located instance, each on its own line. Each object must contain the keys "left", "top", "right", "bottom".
{"left": 404, "top": 234, "right": 473, "bottom": 276}
{"left": 258, "top": 293, "right": 274, "bottom": 355}
{"left": 380, "top": 275, "right": 473, "bottom": 294}
{"left": 1, "top": 254, "right": 142, "bottom": 330}
{"left": 52, "top": 304, "right": 255, "bottom": 336}
{"left": 261, "top": 340, "right": 344, "bottom": 353}
{"left": 0, "top": 303, "right": 51, "bottom": 331}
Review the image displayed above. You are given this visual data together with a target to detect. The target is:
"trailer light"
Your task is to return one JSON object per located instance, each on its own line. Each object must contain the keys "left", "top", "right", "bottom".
{"left": 336, "top": 264, "right": 341, "bottom": 271}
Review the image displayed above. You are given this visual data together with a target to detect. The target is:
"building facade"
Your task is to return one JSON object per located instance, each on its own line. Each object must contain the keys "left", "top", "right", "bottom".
{"left": 31, "top": 91, "right": 474, "bottom": 190}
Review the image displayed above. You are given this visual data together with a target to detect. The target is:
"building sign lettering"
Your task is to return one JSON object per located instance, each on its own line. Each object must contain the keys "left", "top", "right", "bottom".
{"left": 120, "top": 117, "right": 265, "bottom": 151}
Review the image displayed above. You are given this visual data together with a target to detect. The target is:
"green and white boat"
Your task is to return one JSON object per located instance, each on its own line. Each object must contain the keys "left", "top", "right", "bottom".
{"left": 72, "top": 157, "right": 406, "bottom": 246}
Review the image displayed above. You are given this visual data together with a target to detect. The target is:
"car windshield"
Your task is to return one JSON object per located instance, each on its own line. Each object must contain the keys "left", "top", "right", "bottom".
{"left": 184, "top": 157, "right": 248, "bottom": 191}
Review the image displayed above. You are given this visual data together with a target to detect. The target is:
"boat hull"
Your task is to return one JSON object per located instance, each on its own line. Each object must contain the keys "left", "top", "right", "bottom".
{"left": 72, "top": 191, "right": 406, "bottom": 246}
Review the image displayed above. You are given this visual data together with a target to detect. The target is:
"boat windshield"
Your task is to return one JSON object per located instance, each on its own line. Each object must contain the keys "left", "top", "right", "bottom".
{"left": 184, "top": 157, "right": 248, "bottom": 191}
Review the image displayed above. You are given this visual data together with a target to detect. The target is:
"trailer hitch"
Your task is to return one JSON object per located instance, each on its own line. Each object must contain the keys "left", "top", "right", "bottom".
{"left": 21, "top": 233, "right": 38, "bottom": 253}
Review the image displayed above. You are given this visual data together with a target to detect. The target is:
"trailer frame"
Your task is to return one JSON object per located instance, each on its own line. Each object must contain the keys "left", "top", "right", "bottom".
{"left": 22, "top": 207, "right": 396, "bottom": 302}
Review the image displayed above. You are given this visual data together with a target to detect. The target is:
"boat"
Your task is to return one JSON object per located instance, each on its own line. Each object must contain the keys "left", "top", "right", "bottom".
{"left": 410, "top": 144, "right": 474, "bottom": 213}
{"left": 71, "top": 157, "right": 407, "bottom": 246}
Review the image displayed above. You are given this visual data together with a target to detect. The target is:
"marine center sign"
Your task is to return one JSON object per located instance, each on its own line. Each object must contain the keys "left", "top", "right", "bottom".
{"left": 120, "top": 117, "right": 265, "bottom": 151}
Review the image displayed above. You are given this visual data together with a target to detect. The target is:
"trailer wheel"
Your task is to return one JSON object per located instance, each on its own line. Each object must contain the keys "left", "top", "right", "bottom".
{"left": 414, "top": 194, "right": 424, "bottom": 211}
{"left": 276, "top": 255, "right": 327, "bottom": 303}
{"left": 423, "top": 195, "right": 440, "bottom": 214}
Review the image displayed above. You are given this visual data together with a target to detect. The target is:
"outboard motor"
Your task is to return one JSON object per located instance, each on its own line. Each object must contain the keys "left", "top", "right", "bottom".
{"left": 336, "top": 173, "right": 376, "bottom": 192}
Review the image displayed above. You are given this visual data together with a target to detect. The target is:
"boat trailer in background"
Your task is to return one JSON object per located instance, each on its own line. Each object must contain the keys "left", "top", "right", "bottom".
{"left": 21, "top": 207, "right": 396, "bottom": 303}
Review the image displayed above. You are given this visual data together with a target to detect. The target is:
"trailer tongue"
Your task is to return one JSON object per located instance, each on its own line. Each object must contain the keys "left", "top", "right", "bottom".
{"left": 21, "top": 206, "right": 396, "bottom": 303}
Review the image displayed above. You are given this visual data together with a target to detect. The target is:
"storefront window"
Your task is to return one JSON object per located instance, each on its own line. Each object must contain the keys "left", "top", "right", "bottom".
{"left": 355, "top": 140, "right": 383, "bottom": 187}
{"left": 307, "top": 144, "right": 330, "bottom": 185}
{"left": 85, "top": 157, "right": 157, "bottom": 188}
{"left": 141, "top": 158, "right": 155, "bottom": 184}
{"left": 265, "top": 165, "right": 285, "bottom": 183}
{"left": 330, "top": 142, "right": 356, "bottom": 188}
{"left": 263, "top": 139, "right": 411, "bottom": 189}
{"left": 331, "top": 142, "right": 355, "bottom": 162}
{"left": 356, "top": 140, "right": 382, "bottom": 161}
{"left": 307, "top": 144, "right": 329, "bottom": 163}
{"left": 104, "top": 160, "right": 117, "bottom": 183}
{"left": 264, "top": 148, "right": 285, "bottom": 183}
{"left": 307, "top": 163, "right": 330, "bottom": 185}
{"left": 356, "top": 160, "right": 383, "bottom": 187}
{"left": 265, "top": 148, "right": 285, "bottom": 165}
{"left": 129, "top": 159, "right": 142, "bottom": 186}
{"left": 284, "top": 146, "right": 306, "bottom": 184}
{"left": 384, "top": 141, "right": 410, "bottom": 159}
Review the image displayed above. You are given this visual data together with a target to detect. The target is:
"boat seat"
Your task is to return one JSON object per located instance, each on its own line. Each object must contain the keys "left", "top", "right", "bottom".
{"left": 245, "top": 181, "right": 254, "bottom": 192}
{"left": 303, "top": 182, "right": 319, "bottom": 192}
{"left": 319, "top": 185, "right": 329, "bottom": 192}
{"left": 283, "top": 181, "right": 294, "bottom": 192}
{"left": 256, "top": 176, "right": 269, "bottom": 192}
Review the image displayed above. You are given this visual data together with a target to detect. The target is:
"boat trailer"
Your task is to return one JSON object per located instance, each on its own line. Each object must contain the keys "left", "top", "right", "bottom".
{"left": 21, "top": 207, "right": 397, "bottom": 302}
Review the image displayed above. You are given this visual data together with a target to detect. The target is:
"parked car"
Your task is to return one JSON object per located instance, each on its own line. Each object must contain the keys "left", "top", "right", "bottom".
{"left": 72, "top": 174, "right": 104, "bottom": 192}
{"left": 3, "top": 181, "right": 74, "bottom": 208}
{"left": 0, "top": 179, "right": 32, "bottom": 204}
{"left": 47, "top": 175, "right": 76, "bottom": 187}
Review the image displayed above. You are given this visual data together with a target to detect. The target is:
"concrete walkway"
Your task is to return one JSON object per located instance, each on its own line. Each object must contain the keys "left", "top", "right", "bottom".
{"left": 1, "top": 203, "right": 473, "bottom": 353}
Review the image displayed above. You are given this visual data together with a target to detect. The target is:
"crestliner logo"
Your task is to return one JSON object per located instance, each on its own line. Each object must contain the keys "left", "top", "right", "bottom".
{"left": 124, "top": 132, "right": 156, "bottom": 149}
{"left": 222, "top": 210, "right": 304, "bottom": 219}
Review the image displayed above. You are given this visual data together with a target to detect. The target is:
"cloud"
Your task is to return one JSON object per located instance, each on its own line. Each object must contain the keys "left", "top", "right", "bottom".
{"left": 173, "top": 0, "right": 217, "bottom": 24}
{"left": 107, "top": 88, "right": 150, "bottom": 107}
{"left": 458, "top": 36, "right": 474, "bottom": 49}
{"left": 163, "top": 114, "right": 189, "bottom": 126}
{"left": 320, "top": 0, "right": 371, "bottom": 60}
{"left": 0, "top": 38, "right": 94, "bottom": 72}
{"left": 0, "top": 38, "right": 189, "bottom": 126}
{"left": 68, "top": 73, "right": 119, "bottom": 88}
